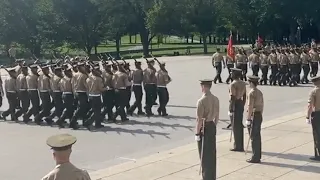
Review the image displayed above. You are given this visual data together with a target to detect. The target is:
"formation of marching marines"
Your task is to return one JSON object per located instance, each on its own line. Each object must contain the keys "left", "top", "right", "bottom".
{"left": 0, "top": 54, "right": 171, "bottom": 130}
{"left": 212, "top": 44, "right": 320, "bottom": 86}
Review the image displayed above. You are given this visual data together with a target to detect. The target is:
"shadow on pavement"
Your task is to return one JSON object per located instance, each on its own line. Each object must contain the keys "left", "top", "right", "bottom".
{"left": 91, "top": 126, "right": 171, "bottom": 139}
{"left": 261, "top": 161, "right": 320, "bottom": 174}
{"left": 0, "top": 119, "right": 171, "bottom": 139}
{"left": 262, "top": 151, "right": 315, "bottom": 162}
{"left": 126, "top": 119, "right": 193, "bottom": 131}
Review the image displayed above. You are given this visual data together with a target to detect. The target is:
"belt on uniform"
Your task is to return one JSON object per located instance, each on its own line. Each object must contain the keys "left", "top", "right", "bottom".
{"left": 53, "top": 90, "right": 61, "bottom": 92}
{"left": 19, "top": 89, "right": 27, "bottom": 91}
{"left": 147, "top": 83, "right": 155, "bottom": 85}
{"left": 133, "top": 84, "right": 142, "bottom": 86}
{"left": 261, "top": 64, "right": 268, "bottom": 66}
{"left": 63, "top": 92, "right": 72, "bottom": 95}
{"left": 76, "top": 91, "right": 86, "bottom": 93}
{"left": 40, "top": 90, "right": 49, "bottom": 92}
{"left": 157, "top": 86, "right": 167, "bottom": 88}
{"left": 118, "top": 87, "right": 126, "bottom": 90}
{"left": 89, "top": 94, "right": 100, "bottom": 97}
{"left": 28, "top": 89, "right": 37, "bottom": 91}
{"left": 6, "top": 91, "right": 16, "bottom": 93}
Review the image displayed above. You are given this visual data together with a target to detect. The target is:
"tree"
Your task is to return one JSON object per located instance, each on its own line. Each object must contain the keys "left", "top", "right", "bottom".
{"left": 103, "top": 0, "right": 134, "bottom": 58}
{"left": 52, "top": 0, "right": 108, "bottom": 55}
{"left": 120, "top": 0, "right": 157, "bottom": 56}
{"left": 0, "top": 0, "right": 61, "bottom": 57}
{"left": 184, "top": 0, "right": 217, "bottom": 54}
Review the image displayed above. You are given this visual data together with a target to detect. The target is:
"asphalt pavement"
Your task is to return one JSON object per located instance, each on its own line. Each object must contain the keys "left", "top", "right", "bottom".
{"left": 0, "top": 55, "right": 313, "bottom": 180}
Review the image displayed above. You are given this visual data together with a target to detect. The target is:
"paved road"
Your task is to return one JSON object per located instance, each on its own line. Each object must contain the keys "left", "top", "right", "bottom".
{"left": 0, "top": 56, "right": 313, "bottom": 180}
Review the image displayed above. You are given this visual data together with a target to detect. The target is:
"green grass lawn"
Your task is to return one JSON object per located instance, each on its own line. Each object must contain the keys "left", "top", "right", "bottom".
{"left": 0, "top": 34, "right": 224, "bottom": 64}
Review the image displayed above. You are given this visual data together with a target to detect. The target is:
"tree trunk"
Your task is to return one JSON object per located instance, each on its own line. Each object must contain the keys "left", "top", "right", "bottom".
{"left": 94, "top": 45, "right": 98, "bottom": 54}
{"left": 289, "top": 25, "right": 296, "bottom": 44}
{"left": 86, "top": 46, "right": 92, "bottom": 55}
{"left": 129, "top": 34, "right": 132, "bottom": 44}
{"left": 115, "top": 37, "right": 121, "bottom": 59}
{"left": 191, "top": 35, "right": 194, "bottom": 43}
{"left": 200, "top": 37, "right": 202, "bottom": 44}
{"left": 209, "top": 36, "right": 212, "bottom": 44}
{"left": 134, "top": 34, "right": 137, "bottom": 43}
{"left": 202, "top": 35, "right": 208, "bottom": 54}
{"left": 186, "top": 35, "right": 189, "bottom": 43}
{"left": 139, "top": 31, "right": 150, "bottom": 57}
{"left": 33, "top": 42, "right": 41, "bottom": 58}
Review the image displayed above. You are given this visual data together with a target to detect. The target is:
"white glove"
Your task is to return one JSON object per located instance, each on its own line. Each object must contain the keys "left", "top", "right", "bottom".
{"left": 306, "top": 118, "right": 311, "bottom": 124}
{"left": 195, "top": 135, "right": 201, "bottom": 141}
{"left": 246, "top": 120, "right": 252, "bottom": 126}
{"left": 228, "top": 111, "right": 233, "bottom": 117}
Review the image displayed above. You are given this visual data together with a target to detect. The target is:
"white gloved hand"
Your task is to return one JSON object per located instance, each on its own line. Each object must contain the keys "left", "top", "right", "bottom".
{"left": 228, "top": 111, "right": 233, "bottom": 117}
{"left": 195, "top": 135, "right": 201, "bottom": 141}
{"left": 246, "top": 120, "right": 252, "bottom": 126}
{"left": 306, "top": 118, "right": 311, "bottom": 124}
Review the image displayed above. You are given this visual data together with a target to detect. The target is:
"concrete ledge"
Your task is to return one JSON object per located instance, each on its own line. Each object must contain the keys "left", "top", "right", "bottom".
{"left": 89, "top": 111, "right": 305, "bottom": 179}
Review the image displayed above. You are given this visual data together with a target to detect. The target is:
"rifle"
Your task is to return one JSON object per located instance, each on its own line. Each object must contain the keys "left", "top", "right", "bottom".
{"left": 119, "top": 54, "right": 127, "bottom": 64}
{"left": 150, "top": 54, "right": 162, "bottom": 66}
{"left": 32, "top": 54, "right": 39, "bottom": 61}
{"left": 107, "top": 54, "right": 119, "bottom": 65}
{"left": 131, "top": 55, "right": 139, "bottom": 63}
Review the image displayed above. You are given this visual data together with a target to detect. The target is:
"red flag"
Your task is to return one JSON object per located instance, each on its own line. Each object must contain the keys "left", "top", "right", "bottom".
{"left": 227, "top": 34, "right": 235, "bottom": 60}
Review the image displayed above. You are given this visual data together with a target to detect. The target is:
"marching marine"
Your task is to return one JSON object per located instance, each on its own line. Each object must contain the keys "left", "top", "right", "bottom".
{"left": 235, "top": 49, "right": 248, "bottom": 81}
{"left": 1, "top": 68, "right": 18, "bottom": 121}
{"left": 48, "top": 67, "right": 64, "bottom": 122}
{"left": 225, "top": 55, "right": 234, "bottom": 84}
{"left": 309, "top": 47, "right": 319, "bottom": 77}
{"left": 248, "top": 49, "right": 260, "bottom": 76}
{"left": 300, "top": 49, "right": 311, "bottom": 84}
{"left": 24, "top": 65, "right": 41, "bottom": 123}
{"left": 71, "top": 63, "right": 89, "bottom": 129}
{"left": 156, "top": 62, "right": 172, "bottom": 116}
{"left": 268, "top": 49, "right": 279, "bottom": 85}
{"left": 143, "top": 60, "right": 157, "bottom": 116}
{"left": 57, "top": 67, "right": 74, "bottom": 128}
{"left": 101, "top": 63, "right": 116, "bottom": 121}
{"left": 35, "top": 65, "right": 53, "bottom": 125}
{"left": 259, "top": 50, "right": 269, "bottom": 85}
{"left": 128, "top": 61, "right": 145, "bottom": 115}
{"left": 278, "top": 49, "right": 289, "bottom": 86}
{"left": 212, "top": 48, "right": 225, "bottom": 84}
{"left": 15, "top": 65, "right": 30, "bottom": 122}
{"left": 84, "top": 66, "right": 106, "bottom": 128}
{"left": 113, "top": 64, "right": 130, "bottom": 121}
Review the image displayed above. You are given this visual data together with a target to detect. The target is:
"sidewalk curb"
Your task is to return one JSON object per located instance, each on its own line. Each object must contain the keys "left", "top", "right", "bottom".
{"left": 90, "top": 111, "right": 305, "bottom": 179}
